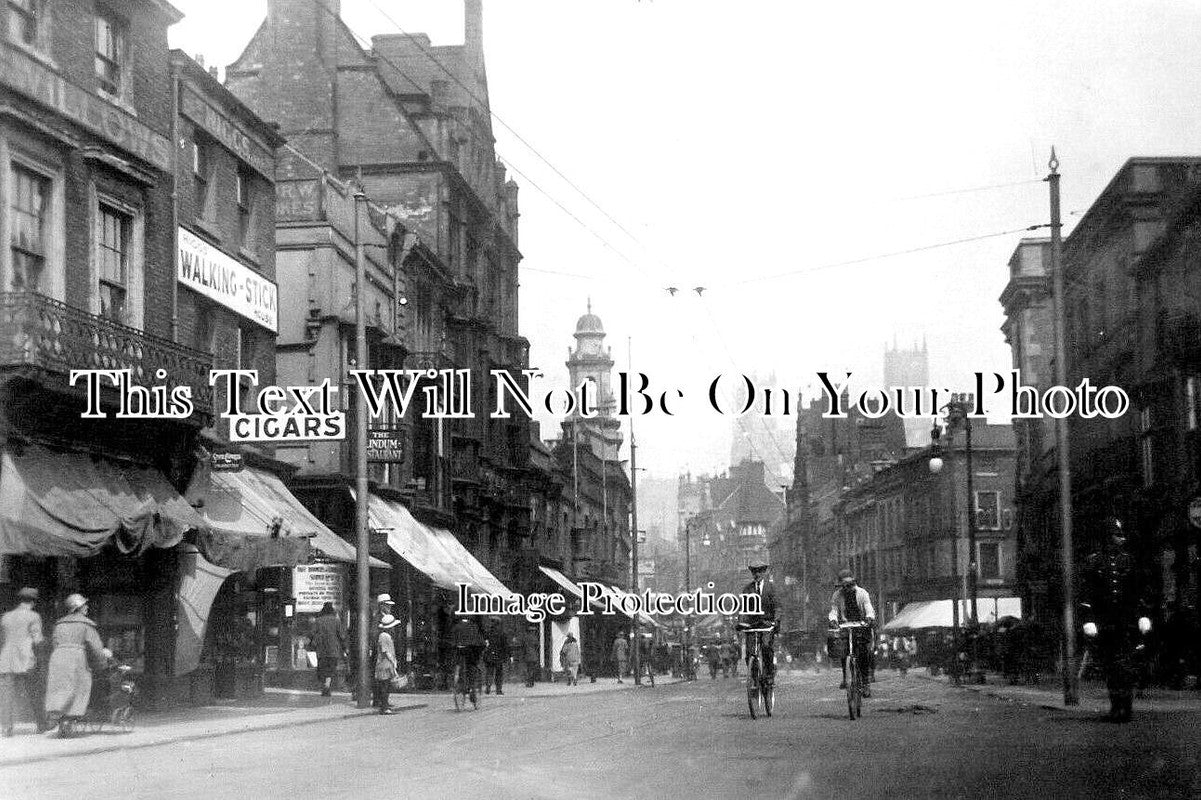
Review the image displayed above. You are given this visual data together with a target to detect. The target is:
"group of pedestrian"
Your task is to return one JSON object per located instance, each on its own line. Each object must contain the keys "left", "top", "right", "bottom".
{"left": 0, "top": 589, "right": 114, "bottom": 737}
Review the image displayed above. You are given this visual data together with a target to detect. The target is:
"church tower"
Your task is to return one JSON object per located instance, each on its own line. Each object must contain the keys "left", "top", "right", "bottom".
{"left": 565, "top": 300, "right": 623, "bottom": 461}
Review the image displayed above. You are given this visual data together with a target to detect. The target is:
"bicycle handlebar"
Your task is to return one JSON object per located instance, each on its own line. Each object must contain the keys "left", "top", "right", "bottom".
{"left": 836, "top": 621, "right": 872, "bottom": 629}
{"left": 737, "top": 626, "right": 777, "bottom": 634}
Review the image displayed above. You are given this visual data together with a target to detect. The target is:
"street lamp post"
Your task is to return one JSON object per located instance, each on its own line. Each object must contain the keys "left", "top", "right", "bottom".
{"left": 684, "top": 516, "right": 693, "bottom": 681}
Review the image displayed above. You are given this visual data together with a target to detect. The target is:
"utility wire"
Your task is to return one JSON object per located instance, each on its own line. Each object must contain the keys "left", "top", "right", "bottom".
{"left": 361, "top": 0, "right": 658, "bottom": 259}
{"left": 890, "top": 178, "right": 1043, "bottom": 202}
{"left": 305, "top": 0, "right": 663, "bottom": 289}
{"left": 732, "top": 226, "right": 1041, "bottom": 287}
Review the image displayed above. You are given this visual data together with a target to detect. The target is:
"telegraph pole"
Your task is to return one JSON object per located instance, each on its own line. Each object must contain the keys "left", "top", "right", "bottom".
{"left": 352, "top": 188, "right": 371, "bottom": 709}
{"left": 1047, "top": 148, "right": 1079, "bottom": 706}
{"left": 629, "top": 337, "right": 641, "bottom": 684}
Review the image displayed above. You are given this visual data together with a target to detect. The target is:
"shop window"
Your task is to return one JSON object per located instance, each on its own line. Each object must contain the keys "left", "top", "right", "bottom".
{"left": 978, "top": 542, "right": 1001, "bottom": 581}
{"left": 94, "top": 9, "right": 126, "bottom": 99}
{"left": 96, "top": 203, "right": 129, "bottom": 323}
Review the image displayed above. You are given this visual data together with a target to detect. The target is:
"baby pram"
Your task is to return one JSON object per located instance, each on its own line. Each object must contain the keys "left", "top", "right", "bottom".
{"left": 57, "top": 662, "right": 136, "bottom": 737}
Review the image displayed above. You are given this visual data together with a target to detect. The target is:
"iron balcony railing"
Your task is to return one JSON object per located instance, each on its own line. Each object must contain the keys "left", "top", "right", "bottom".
{"left": 0, "top": 292, "right": 214, "bottom": 414}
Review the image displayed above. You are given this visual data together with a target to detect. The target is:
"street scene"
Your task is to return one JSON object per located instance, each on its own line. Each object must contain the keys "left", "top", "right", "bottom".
{"left": 2, "top": 0, "right": 1201, "bottom": 798}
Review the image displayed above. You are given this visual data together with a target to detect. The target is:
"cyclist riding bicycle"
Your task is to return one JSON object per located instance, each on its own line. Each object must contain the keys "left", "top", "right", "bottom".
{"left": 828, "top": 568, "right": 876, "bottom": 697}
{"left": 740, "top": 564, "right": 780, "bottom": 683}
{"left": 451, "top": 616, "right": 485, "bottom": 705}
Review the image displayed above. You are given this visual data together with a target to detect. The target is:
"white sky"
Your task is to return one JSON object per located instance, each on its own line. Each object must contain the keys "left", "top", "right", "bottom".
{"left": 169, "top": 0, "right": 1201, "bottom": 478}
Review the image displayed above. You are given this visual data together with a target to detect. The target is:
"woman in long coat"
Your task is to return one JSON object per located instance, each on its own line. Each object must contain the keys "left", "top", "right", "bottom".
{"left": 44, "top": 594, "right": 108, "bottom": 726}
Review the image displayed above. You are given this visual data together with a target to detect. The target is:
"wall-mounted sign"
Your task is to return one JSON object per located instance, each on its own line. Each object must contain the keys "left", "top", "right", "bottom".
{"left": 1, "top": 45, "right": 172, "bottom": 172}
{"left": 181, "top": 86, "right": 275, "bottom": 180}
{"left": 211, "top": 452, "right": 244, "bottom": 472}
{"left": 292, "top": 562, "right": 346, "bottom": 614}
{"left": 366, "top": 426, "right": 406, "bottom": 463}
{"left": 178, "top": 227, "right": 278, "bottom": 332}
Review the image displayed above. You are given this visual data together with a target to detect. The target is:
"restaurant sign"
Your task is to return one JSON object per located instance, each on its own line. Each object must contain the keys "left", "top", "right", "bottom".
{"left": 178, "top": 227, "right": 278, "bottom": 332}
{"left": 366, "top": 426, "right": 406, "bottom": 463}
{"left": 1, "top": 44, "right": 171, "bottom": 172}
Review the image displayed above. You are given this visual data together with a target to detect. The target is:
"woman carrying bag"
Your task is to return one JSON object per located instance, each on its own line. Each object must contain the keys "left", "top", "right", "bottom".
{"left": 373, "top": 615, "right": 402, "bottom": 715}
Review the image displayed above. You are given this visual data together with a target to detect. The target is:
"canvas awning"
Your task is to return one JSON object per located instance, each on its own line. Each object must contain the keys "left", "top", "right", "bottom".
{"left": 198, "top": 466, "right": 386, "bottom": 571}
{"left": 362, "top": 493, "right": 511, "bottom": 595}
{"left": 0, "top": 444, "right": 205, "bottom": 557}
{"left": 539, "top": 565, "right": 584, "bottom": 600}
{"left": 605, "top": 584, "right": 661, "bottom": 628}
{"left": 883, "top": 597, "right": 1022, "bottom": 631}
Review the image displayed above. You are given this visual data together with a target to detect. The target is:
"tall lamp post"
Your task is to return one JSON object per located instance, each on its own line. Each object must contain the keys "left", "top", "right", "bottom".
{"left": 929, "top": 393, "right": 980, "bottom": 684}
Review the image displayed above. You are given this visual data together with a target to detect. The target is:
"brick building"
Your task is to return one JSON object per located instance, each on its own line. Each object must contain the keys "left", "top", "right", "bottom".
{"left": 1006, "top": 159, "right": 1201, "bottom": 677}
{"left": 0, "top": 0, "right": 209, "bottom": 706}
{"left": 223, "top": 0, "right": 532, "bottom": 688}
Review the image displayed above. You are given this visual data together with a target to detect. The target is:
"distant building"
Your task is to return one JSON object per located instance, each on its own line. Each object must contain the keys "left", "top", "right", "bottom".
{"left": 884, "top": 337, "right": 931, "bottom": 449}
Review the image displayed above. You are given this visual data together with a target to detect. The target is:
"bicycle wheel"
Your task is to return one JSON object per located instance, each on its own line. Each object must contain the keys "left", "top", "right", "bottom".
{"left": 846, "top": 656, "right": 861, "bottom": 720}
{"left": 761, "top": 681, "right": 774, "bottom": 717}
{"left": 452, "top": 667, "right": 464, "bottom": 712}
{"left": 746, "top": 662, "right": 761, "bottom": 719}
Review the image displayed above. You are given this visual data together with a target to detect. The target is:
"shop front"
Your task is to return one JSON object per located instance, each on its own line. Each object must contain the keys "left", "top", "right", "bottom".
{"left": 0, "top": 443, "right": 207, "bottom": 706}
{"left": 178, "top": 456, "right": 384, "bottom": 699}
{"left": 362, "top": 492, "right": 514, "bottom": 690}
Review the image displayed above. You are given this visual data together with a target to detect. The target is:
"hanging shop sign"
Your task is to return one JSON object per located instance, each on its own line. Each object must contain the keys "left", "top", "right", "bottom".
{"left": 366, "top": 426, "right": 406, "bottom": 463}
{"left": 211, "top": 453, "right": 244, "bottom": 472}
{"left": 292, "top": 562, "right": 346, "bottom": 614}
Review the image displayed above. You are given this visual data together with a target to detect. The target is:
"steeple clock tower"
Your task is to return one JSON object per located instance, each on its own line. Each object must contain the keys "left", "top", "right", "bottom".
{"left": 565, "top": 300, "right": 623, "bottom": 461}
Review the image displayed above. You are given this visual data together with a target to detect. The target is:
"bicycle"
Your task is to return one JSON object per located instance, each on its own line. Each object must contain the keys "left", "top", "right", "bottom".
{"left": 837, "top": 621, "right": 871, "bottom": 720}
{"left": 736, "top": 624, "right": 776, "bottom": 719}
{"left": 451, "top": 648, "right": 479, "bottom": 712}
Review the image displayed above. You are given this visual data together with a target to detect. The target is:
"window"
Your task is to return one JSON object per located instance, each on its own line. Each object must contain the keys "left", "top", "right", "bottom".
{"left": 1186, "top": 376, "right": 1199, "bottom": 432}
{"left": 235, "top": 326, "right": 258, "bottom": 413}
{"left": 94, "top": 10, "right": 126, "bottom": 98}
{"left": 9, "top": 164, "right": 49, "bottom": 292}
{"left": 96, "top": 203, "right": 129, "bottom": 322}
{"left": 194, "top": 302, "right": 216, "bottom": 355}
{"left": 974, "top": 490, "right": 1000, "bottom": 530}
{"left": 236, "top": 166, "right": 253, "bottom": 251}
{"left": 978, "top": 542, "right": 1001, "bottom": 580}
{"left": 192, "top": 138, "right": 212, "bottom": 219}
{"left": 8, "top": 0, "right": 43, "bottom": 48}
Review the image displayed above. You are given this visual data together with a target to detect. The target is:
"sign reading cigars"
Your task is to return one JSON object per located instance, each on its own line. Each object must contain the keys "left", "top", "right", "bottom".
{"left": 1, "top": 44, "right": 171, "bottom": 172}
{"left": 178, "top": 227, "right": 278, "bottom": 333}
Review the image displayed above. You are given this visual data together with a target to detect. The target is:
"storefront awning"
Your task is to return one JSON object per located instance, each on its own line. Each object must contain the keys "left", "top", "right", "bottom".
{"left": 883, "top": 597, "right": 1022, "bottom": 631}
{"left": 363, "top": 493, "right": 511, "bottom": 595}
{"left": 539, "top": 565, "right": 584, "bottom": 600}
{"left": 0, "top": 444, "right": 205, "bottom": 557}
{"left": 199, "top": 466, "right": 386, "bottom": 571}
{"left": 605, "top": 584, "right": 661, "bottom": 628}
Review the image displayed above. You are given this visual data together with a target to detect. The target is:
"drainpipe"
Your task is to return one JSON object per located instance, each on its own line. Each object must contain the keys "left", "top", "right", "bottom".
{"left": 170, "top": 69, "right": 181, "bottom": 342}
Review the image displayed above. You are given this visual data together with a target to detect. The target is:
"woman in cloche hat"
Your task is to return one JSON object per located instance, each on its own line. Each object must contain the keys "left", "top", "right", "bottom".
{"left": 44, "top": 594, "right": 111, "bottom": 734}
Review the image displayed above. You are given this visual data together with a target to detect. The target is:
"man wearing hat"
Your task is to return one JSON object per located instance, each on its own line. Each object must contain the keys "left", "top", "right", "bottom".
{"left": 828, "top": 569, "right": 876, "bottom": 695}
{"left": 740, "top": 563, "right": 780, "bottom": 685}
{"left": 0, "top": 588, "right": 45, "bottom": 736}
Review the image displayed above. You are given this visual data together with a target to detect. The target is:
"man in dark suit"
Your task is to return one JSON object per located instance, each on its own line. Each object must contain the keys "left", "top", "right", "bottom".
{"left": 1082, "top": 517, "right": 1150, "bottom": 723}
{"left": 740, "top": 564, "right": 780, "bottom": 683}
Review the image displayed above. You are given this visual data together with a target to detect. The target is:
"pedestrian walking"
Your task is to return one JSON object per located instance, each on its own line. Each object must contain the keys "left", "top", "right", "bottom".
{"left": 310, "top": 602, "right": 348, "bottom": 697}
{"left": 373, "top": 614, "right": 402, "bottom": 715}
{"left": 522, "top": 623, "right": 541, "bottom": 687}
{"left": 612, "top": 633, "right": 629, "bottom": 683}
{"left": 483, "top": 619, "right": 509, "bottom": 695}
{"left": 0, "top": 587, "right": 45, "bottom": 736}
{"left": 44, "top": 594, "right": 110, "bottom": 733}
{"left": 719, "top": 640, "right": 734, "bottom": 678}
{"left": 560, "top": 632, "right": 581, "bottom": 685}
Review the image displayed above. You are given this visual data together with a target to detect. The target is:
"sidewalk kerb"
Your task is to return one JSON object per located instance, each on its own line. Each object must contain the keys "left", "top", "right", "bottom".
{"left": 0, "top": 702, "right": 426, "bottom": 769}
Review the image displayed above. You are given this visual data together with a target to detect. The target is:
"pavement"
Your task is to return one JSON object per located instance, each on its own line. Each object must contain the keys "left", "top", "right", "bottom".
{"left": 0, "top": 673, "right": 682, "bottom": 768}
{"left": 914, "top": 668, "right": 1201, "bottom": 715}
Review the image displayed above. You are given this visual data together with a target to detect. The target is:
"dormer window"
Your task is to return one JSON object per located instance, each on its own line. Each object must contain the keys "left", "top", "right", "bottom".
{"left": 94, "top": 10, "right": 126, "bottom": 99}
